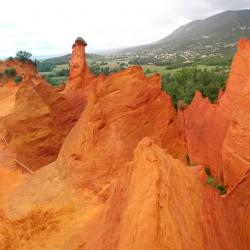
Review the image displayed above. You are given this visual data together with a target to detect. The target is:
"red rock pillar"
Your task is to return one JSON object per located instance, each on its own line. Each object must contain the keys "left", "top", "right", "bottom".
{"left": 68, "top": 37, "right": 88, "bottom": 90}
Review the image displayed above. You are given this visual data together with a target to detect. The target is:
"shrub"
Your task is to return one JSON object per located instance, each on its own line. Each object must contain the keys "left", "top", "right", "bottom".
{"left": 204, "top": 167, "right": 211, "bottom": 176}
{"left": 44, "top": 75, "right": 66, "bottom": 86}
{"left": 4, "top": 68, "right": 17, "bottom": 77}
{"left": 56, "top": 68, "right": 69, "bottom": 77}
{"left": 145, "top": 68, "right": 152, "bottom": 74}
{"left": 164, "top": 67, "right": 228, "bottom": 107}
{"left": 15, "top": 75, "right": 23, "bottom": 84}
{"left": 217, "top": 185, "right": 227, "bottom": 195}
{"left": 7, "top": 57, "right": 14, "bottom": 61}
{"left": 204, "top": 167, "right": 227, "bottom": 195}
{"left": 207, "top": 177, "right": 214, "bottom": 185}
{"left": 177, "top": 100, "right": 188, "bottom": 110}
{"left": 0, "top": 72, "right": 3, "bottom": 79}
{"left": 15, "top": 51, "right": 32, "bottom": 62}
{"left": 37, "top": 62, "right": 53, "bottom": 72}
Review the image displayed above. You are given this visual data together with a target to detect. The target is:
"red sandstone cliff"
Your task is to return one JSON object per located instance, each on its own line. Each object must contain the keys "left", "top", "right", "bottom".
{"left": 66, "top": 37, "right": 89, "bottom": 89}
{"left": 2, "top": 77, "right": 76, "bottom": 170}
{"left": 0, "top": 38, "right": 249, "bottom": 249}
{"left": 182, "top": 38, "right": 250, "bottom": 187}
{"left": 0, "top": 60, "right": 38, "bottom": 118}
{"left": 64, "top": 37, "right": 97, "bottom": 117}
{"left": 0, "top": 59, "right": 37, "bottom": 79}
{"left": 0, "top": 71, "right": 77, "bottom": 171}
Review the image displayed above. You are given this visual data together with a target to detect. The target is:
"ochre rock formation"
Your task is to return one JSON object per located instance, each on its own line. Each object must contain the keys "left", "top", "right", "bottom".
{"left": 182, "top": 92, "right": 230, "bottom": 181}
{"left": 64, "top": 37, "right": 97, "bottom": 117}
{"left": 67, "top": 37, "right": 90, "bottom": 89}
{"left": 220, "top": 38, "right": 250, "bottom": 112}
{"left": 222, "top": 92, "right": 250, "bottom": 185}
{"left": 1, "top": 139, "right": 249, "bottom": 249}
{"left": 117, "top": 138, "right": 250, "bottom": 250}
{"left": 0, "top": 59, "right": 37, "bottom": 79}
{"left": 0, "top": 86, "right": 18, "bottom": 118}
{"left": 0, "top": 38, "right": 249, "bottom": 249}
{"left": 58, "top": 65, "right": 186, "bottom": 190}
{"left": 0, "top": 60, "right": 38, "bottom": 118}
{"left": 220, "top": 38, "right": 250, "bottom": 184}
{"left": 182, "top": 38, "right": 250, "bottom": 186}
{"left": 1, "top": 77, "right": 76, "bottom": 170}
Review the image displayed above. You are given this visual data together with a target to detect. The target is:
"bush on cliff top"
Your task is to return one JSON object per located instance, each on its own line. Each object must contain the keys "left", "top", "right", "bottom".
{"left": 15, "top": 51, "right": 37, "bottom": 66}
{"left": 15, "top": 51, "right": 32, "bottom": 62}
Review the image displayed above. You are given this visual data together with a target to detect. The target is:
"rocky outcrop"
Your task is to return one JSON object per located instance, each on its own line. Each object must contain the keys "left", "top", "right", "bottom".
{"left": 67, "top": 37, "right": 89, "bottom": 89}
{"left": 220, "top": 38, "right": 250, "bottom": 185}
{"left": 219, "top": 38, "right": 250, "bottom": 112}
{"left": 182, "top": 92, "right": 230, "bottom": 180}
{"left": 0, "top": 38, "right": 249, "bottom": 249}
{"left": 57, "top": 65, "right": 186, "bottom": 191}
{"left": 0, "top": 86, "right": 18, "bottom": 118}
{"left": 0, "top": 59, "right": 37, "bottom": 79}
{"left": 0, "top": 60, "right": 38, "bottom": 117}
{"left": 117, "top": 138, "right": 250, "bottom": 250}
{"left": 222, "top": 93, "right": 250, "bottom": 185}
{"left": 182, "top": 38, "right": 250, "bottom": 186}
{"left": 1, "top": 77, "right": 76, "bottom": 170}
{"left": 64, "top": 37, "right": 97, "bottom": 117}
{"left": 0, "top": 63, "right": 186, "bottom": 249}
{"left": 1, "top": 138, "right": 249, "bottom": 249}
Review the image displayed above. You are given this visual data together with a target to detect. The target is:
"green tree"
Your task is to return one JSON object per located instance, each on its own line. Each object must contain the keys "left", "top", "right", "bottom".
{"left": 163, "top": 67, "right": 227, "bottom": 108}
{"left": 56, "top": 69, "right": 69, "bottom": 77}
{"left": 15, "top": 51, "right": 32, "bottom": 62}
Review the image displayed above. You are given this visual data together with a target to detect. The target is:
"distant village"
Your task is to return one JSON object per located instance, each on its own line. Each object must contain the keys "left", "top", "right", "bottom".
{"left": 117, "top": 40, "right": 238, "bottom": 66}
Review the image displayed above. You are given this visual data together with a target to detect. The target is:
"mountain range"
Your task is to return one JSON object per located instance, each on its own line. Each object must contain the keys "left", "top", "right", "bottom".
{"left": 118, "top": 9, "right": 250, "bottom": 64}
{"left": 40, "top": 9, "right": 250, "bottom": 70}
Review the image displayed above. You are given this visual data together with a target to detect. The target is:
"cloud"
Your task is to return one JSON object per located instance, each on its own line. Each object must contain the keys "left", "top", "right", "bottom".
{"left": 207, "top": 0, "right": 250, "bottom": 11}
{"left": 0, "top": 0, "right": 249, "bottom": 57}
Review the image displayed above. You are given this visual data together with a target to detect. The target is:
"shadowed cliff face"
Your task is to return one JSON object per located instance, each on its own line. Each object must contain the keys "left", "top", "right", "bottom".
{"left": 0, "top": 63, "right": 77, "bottom": 171}
{"left": 0, "top": 38, "right": 249, "bottom": 249}
{"left": 3, "top": 77, "right": 76, "bottom": 170}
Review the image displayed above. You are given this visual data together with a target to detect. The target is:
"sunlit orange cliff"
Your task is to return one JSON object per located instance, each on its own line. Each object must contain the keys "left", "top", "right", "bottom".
{"left": 0, "top": 37, "right": 249, "bottom": 249}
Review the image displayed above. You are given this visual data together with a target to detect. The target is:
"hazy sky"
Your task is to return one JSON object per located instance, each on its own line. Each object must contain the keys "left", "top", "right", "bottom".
{"left": 0, "top": 0, "right": 250, "bottom": 57}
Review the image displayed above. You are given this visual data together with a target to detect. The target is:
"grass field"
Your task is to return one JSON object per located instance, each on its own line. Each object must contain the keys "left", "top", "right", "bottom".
{"left": 52, "top": 64, "right": 69, "bottom": 72}
{"left": 141, "top": 64, "right": 228, "bottom": 76}
{"left": 38, "top": 57, "right": 229, "bottom": 86}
